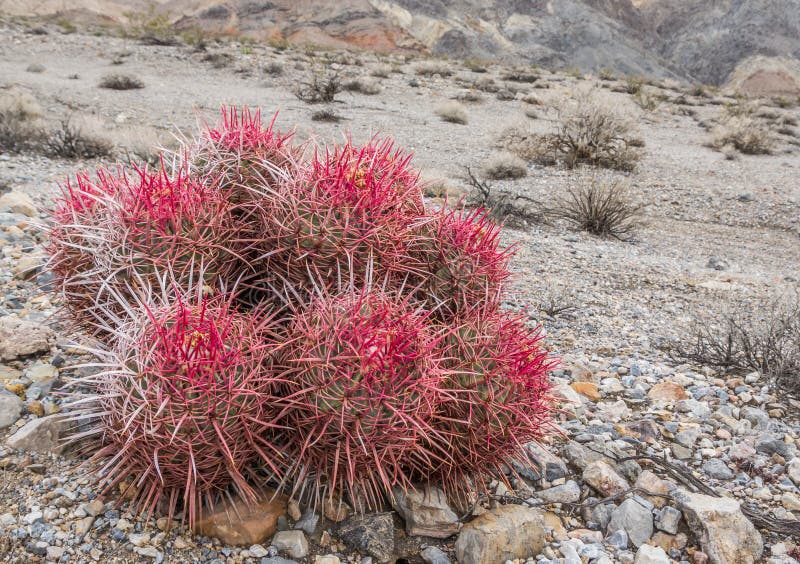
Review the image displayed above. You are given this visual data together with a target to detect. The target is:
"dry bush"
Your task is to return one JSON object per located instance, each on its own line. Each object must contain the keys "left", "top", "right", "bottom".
{"left": 44, "top": 117, "right": 113, "bottom": 159}
{"left": 473, "top": 77, "right": 499, "bottom": 93}
{"left": 495, "top": 126, "right": 545, "bottom": 162}
{"left": 414, "top": 60, "right": 453, "bottom": 77}
{"left": 465, "top": 59, "right": 489, "bottom": 73}
{"left": 624, "top": 76, "right": 644, "bottom": 94}
{"left": 463, "top": 167, "right": 543, "bottom": 229}
{"left": 518, "top": 93, "right": 641, "bottom": 171}
{"left": 501, "top": 70, "right": 539, "bottom": 83}
{"left": 551, "top": 179, "right": 641, "bottom": 240}
{"left": 369, "top": 64, "right": 392, "bottom": 78}
{"left": 709, "top": 116, "right": 774, "bottom": 155}
{"left": 115, "top": 124, "right": 165, "bottom": 165}
{"left": 454, "top": 90, "right": 484, "bottom": 104}
{"left": 0, "top": 91, "right": 45, "bottom": 153}
{"left": 435, "top": 101, "right": 468, "bottom": 124}
{"left": 632, "top": 89, "right": 660, "bottom": 112}
{"left": 99, "top": 73, "right": 144, "bottom": 90}
{"left": 481, "top": 152, "right": 527, "bottom": 180}
{"left": 263, "top": 61, "right": 284, "bottom": 76}
{"left": 342, "top": 78, "right": 381, "bottom": 95}
{"left": 536, "top": 284, "right": 579, "bottom": 318}
{"left": 295, "top": 67, "right": 341, "bottom": 103}
{"left": 311, "top": 108, "right": 342, "bottom": 123}
{"left": 522, "top": 93, "right": 542, "bottom": 106}
{"left": 676, "top": 295, "right": 800, "bottom": 394}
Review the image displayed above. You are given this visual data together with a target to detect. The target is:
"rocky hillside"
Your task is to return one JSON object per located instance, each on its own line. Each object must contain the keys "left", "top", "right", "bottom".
{"left": 1, "top": 0, "right": 800, "bottom": 91}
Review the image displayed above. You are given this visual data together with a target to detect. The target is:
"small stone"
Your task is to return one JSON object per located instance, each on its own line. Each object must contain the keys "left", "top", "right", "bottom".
{"left": 454, "top": 505, "right": 546, "bottom": 564}
{"left": 703, "top": 459, "right": 734, "bottom": 480}
{"left": 0, "top": 191, "right": 36, "bottom": 217}
{"left": 535, "top": 480, "right": 581, "bottom": 504}
{"left": 648, "top": 382, "right": 689, "bottom": 401}
{"left": 314, "top": 556, "right": 341, "bottom": 564}
{"left": 194, "top": 489, "right": 287, "bottom": 546}
{"left": 571, "top": 382, "right": 601, "bottom": 402}
{"left": 322, "top": 497, "right": 352, "bottom": 522}
{"left": 634, "top": 544, "right": 669, "bottom": 564}
{"left": 272, "top": 530, "right": 308, "bottom": 559}
{"left": 83, "top": 499, "right": 105, "bottom": 517}
{"left": 134, "top": 546, "right": 160, "bottom": 559}
{"left": 249, "top": 544, "right": 269, "bottom": 558}
{"left": 129, "top": 532, "right": 151, "bottom": 547}
{"left": 654, "top": 506, "right": 682, "bottom": 534}
{"left": 5, "top": 415, "right": 68, "bottom": 454}
{"left": 0, "top": 390, "right": 23, "bottom": 428}
{"left": 338, "top": 513, "right": 394, "bottom": 563}
{"left": 420, "top": 546, "right": 451, "bottom": 564}
{"left": 75, "top": 516, "right": 95, "bottom": 536}
{"left": 607, "top": 498, "right": 653, "bottom": 548}
{"left": 0, "top": 317, "right": 54, "bottom": 361}
{"left": 634, "top": 470, "right": 671, "bottom": 508}
{"left": 787, "top": 458, "right": 800, "bottom": 486}
{"left": 27, "top": 401, "right": 44, "bottom": 417}
{"left": 392, "top": 485, "right": 459, "bottom": 538}
{"left": 287, "top": 499, "right": 302, "bottom": 521}
{"left": 294, "top": 508, "right": 319, "bottom": 534}
{"left": 605, "top": 529, "right": 628, "bottom": 550}
{"left": 46, "top": 546, "right": 65, "bottom": 560}
{"left": 25, "top": 362, "right": 58, "bottom": 383}
{"left": 583, "top": 460, "right": 629, "bottom": 497}
{"left": 782, "top": 492, "right": 800, "bottom": 511}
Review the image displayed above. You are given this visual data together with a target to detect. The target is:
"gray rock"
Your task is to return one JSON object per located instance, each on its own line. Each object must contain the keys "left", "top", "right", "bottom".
{"left": 0, "top": 317, "right": 53, "bottom": 361}
{"left": 271, "top": 530, "right": 308, "bottom": 559}
{"left": 293, "top": 509, "right": 319, "bottom": 534}
{"left": 260, "top": 558, "right": 297, "bottom": 564}
{"left": 634, "top": 544, "right": 669, "bottom": 564}
{"left": 587, "top": 502, "right": 615, "bottom": 531}
{"left": 535, "top": 480, "right": 581, "bottom": 504}
{"left": 420, "top": 546, "right": 451, "bottom": 564}
{"left": 755, "top": 435, "right": 789, "bottom": 458}
{"left": 392, "top": 486, "right": 459, "bottom": 538}
{"left": 672, "top": 488, "right": 763, "bottom": 564}
{"left": 786, "top": 458, "right": 800, "bottom": 486}
{"left": 607, "top": 498, "right": 653, "bottom": 548}
{"left": 740, "top": 407, "right": 770, "bottom": 430}
{"left": 675, "top": 428, "right": 700, "bottom": 448}
{"left": 338, "top": 513, "right": 394, "bottom": 564}
{"left": 5, "top": 415, "right": 68, "bottom": 454}
{"left": 605, "top": 529, "right": 629, "bottom": 550}
{"left": 654, "top": 506, "right": 682, "bottom": 534}
{"left": 454, "top": 505, "right": 546, "bottom": 564}
{"left": 0, "top": 390, "right": 23, "bottom": 429}
{"left": 703, "top": 459, "right": 734, "bottom": 480}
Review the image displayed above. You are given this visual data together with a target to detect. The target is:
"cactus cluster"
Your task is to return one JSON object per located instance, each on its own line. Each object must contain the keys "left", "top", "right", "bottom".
{"left": 47, "top": 107, "right": 555, "bottom": 526}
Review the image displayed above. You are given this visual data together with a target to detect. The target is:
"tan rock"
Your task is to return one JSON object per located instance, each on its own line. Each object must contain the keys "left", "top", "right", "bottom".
{"left": 194, "top": 490, "right": 287, "bottom": 546}
{"left": 648, "top": 382, "right": 689, "bottom": 401}
{"left": 0, "top": 191, "right": 37, "bottom": 217}
{"left": 583, "top": 460, "right": 629, "bottom": 497}
{"left": 5, "top": 414, "right": 68, "bottom": 454}
{"left": 571, "top": 382, "right": 600, "bottom": 402}
{"left": 392, "top": 485, "right": 459, "bottom": 538}
{"left": 0, "top": 317, "right": 53, "bottom": 361}
{"left": 322, "top": 496, "right": 352, "bottom": 522}
{"left": 455, "top": 504, "right": 546, "bottom": 564}
{"left": 635, "top": 470, "right": 673, "bottom": 508}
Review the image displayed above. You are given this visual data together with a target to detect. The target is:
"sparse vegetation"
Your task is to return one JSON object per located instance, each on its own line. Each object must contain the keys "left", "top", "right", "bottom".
{"left": 342, "top": 78, "right": 381, "bottom": 95}
{"left": 43, "top": 118, "right": 113, "bottom": 159}
{"left": 99, "top": 73, "right": 145, "bottom": 90}
{"left": 463, "top": 167, "right": 543, "bottom": 228}
{"left": 481, "top": 152, "right": 528, "bottom": 180}
{"left": 633, "top": 89, "right": 660, "bottom": 112}
{"left": 294, "top": 67, "right": 341, "bottom": 103}
{"left": 435, "top": 101, "right": 468, "bottom": 124}
{"left": 710, "top": 116, "right": 774, "bottom": 155}
{"left": 311, "top": 108, "right": 342, "bottom": 122}
{"left": 369, "top": 64, "right": 392, "bottom": 78}
{"left": 552, "top": 179, "right": 641, "bottom": 240}
{"left": 414, "top": 60, "right": 453, "bottom": 77}
{"left": 676, "top": 295, "right": 800, "bottom": 395}
{"left": 263, "top": 61, "right": 284, "bottom": 76}
{"left": 0, "top": 92, "right": 45, "bottom": 153}
{"left": 624, "top": 76, "right": 644, "bottom": 94}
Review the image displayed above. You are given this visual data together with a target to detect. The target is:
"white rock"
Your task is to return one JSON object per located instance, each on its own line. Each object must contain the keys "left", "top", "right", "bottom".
{"left": 0, "top": 191, "right": 36, "bottom": 217}
{"left": 634, "top": 544, "right": 669, "bottom": 564}
{"left": 272, "top": 530, "right": 309, "bottom": 559}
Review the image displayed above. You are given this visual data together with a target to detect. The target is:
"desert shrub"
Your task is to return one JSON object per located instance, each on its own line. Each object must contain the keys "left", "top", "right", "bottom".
{"left": 295, "top": 67, "right": 341, "bottom": 103}
{"left": 99, "top": 73, "right": 145, "bottom": 90}
{"left": 369, "top": 64, "right": 392, "bottom": 78}
{"left": 26, "top": 63, "right": 45, "bottom": 73}
{"left": 473, "top": 76, "right": 499, "bottom": 93}
{"left": 414, "top": 60, "right": 453, "bottom": 77}
{"left": 482, "top": 152, "right": 528, "bottom": 180}
{"left": 624, "top": 76, "right": 644, "bottom": 94}
{"left": 263, "top": 61, "right": 284, "bottom": 76}
{"left": 502, "top": 70, "right": 539, "bottom": 83}
{"left": 540, "top": 93, "right": 642, "bottom": 170}
{"left": 599, "top": 68, "right": 616, "bottom": 81}
{"left": 495, "top": 126, "right": 545, "bottom": 163}
{"left": 675, "top": 296, "right": 800, "bottom": 394}
{"left": 47, "top": 108, "right": 555, "bottom": 520}
{"left": 454, "top": 90, "right": 484, "bottom": 103}
{"left": 710, "top": 116, "right": 774, "bottom": 155}
{"left": 44, "top": 118, "right": 113, "bottom": 159}
{"left": 633, "top": 89, "right": 660, "bottom": 112}
{"left": 0, "top": 92, "right": 45, "bottom": 153}
{"left": 311, "top": 108, "right": 342, "bottom": 122}
{"left": 463, "top": 167, "right": 543, "bottom": 228}
{"left": 551, "top": 178, "right": 641, "bottom": 240}
{"left": 342, "top": 77, "right": 381, "bottom": 95}
{"left": 435, "top": 101, "right": 468, "bottom": 124}
{"left": 465, "top": 59, "right": 489, "bottom": 73}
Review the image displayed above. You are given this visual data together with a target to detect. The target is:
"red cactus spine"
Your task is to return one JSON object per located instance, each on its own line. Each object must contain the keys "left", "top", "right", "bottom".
{"left": 69, "top": 293, "right": 289, "bottom": 528}
{"left": 282, "top": 290, "right": 445, "bottom": 509}
{"left": 429, "top": 307, "right": 555, "bottom": 500}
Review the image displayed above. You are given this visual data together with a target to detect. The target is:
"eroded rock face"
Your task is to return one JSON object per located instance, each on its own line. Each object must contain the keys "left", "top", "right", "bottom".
{"left": 454, "top": 504, "right": 546, "bottom": 564}
{"left": 392, "top": 485, "right": 459, "bottom": 538}
{"left": 672, "top": 489, "right": 763, "bottom": 564}
{"left": 194, "top": 491, "right": 288, "bottom": 546}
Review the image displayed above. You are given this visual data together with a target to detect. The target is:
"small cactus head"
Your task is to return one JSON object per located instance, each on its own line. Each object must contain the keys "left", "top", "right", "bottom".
{"left": 429, "top": 307, "right": 555, "bottom": 500}
{"left": 75, "top": 292, "right": 288, "bottom": 528}
{"left": 283, "top": 289, "right": 445, "bottom": 509}
{"left": 405, "top": 206, "right": 513, "bottom": 320}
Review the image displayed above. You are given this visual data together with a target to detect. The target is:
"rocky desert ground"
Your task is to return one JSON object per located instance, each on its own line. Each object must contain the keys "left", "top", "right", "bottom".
{"left": 0, "top": 14, "right": 800, "bottom": 564}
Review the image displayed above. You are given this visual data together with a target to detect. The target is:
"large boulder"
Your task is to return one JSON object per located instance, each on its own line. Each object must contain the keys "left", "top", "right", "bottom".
{"left": 455, "top": 504, "right": 546, "bottom": 564}
{"left": 672, "top": 489, "right": 763, "bottom": 564}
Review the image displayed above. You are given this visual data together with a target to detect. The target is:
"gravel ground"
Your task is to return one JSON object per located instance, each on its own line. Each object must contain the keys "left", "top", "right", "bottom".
{"left": 1, "top": 19, "right": 799, "bottom": 564}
